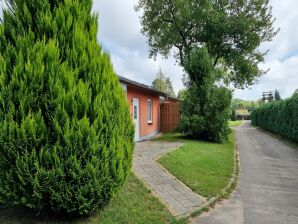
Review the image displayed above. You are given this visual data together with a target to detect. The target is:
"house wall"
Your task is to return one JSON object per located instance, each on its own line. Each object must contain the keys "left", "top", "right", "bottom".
{"left": 126, "top": 86, "right": 160, "bottom": 139}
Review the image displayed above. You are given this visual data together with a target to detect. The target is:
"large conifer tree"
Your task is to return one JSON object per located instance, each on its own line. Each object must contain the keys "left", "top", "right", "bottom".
{"left": 0, "top": 0, "right": 134, "bottom": 215}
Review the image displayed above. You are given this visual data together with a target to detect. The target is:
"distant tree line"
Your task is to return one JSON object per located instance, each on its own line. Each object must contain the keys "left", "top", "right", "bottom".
{"left": 152, "top": 68, "right": 176, "bottom": 97}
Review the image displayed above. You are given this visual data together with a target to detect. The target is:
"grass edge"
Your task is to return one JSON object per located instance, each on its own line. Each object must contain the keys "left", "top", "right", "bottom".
{"left": 189, "top": 130, "right": 240, "bottom": 218}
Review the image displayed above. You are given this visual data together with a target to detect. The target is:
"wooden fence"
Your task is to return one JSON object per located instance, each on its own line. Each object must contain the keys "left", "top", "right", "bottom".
{"left": 160, "top": 102, "right": 180, "bottom": 133}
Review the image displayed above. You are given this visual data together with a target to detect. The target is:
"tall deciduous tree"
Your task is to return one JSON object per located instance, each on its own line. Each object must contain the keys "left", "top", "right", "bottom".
{"left": 0, "top": 0, "right": 134, "bottom": 216}
{"left": 136, "top": 0, "right": 278, "bottom": 88}
{"left": 137, "top": 0, "right": 277, "bottom": 141}
{"left": 152, "top": 68, "right": 176, "bottom": 97}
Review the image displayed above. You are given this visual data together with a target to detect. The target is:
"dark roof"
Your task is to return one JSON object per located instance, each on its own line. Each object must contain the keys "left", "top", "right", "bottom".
{"left": 118, "top": 75, "right": 179, "bottom": 101}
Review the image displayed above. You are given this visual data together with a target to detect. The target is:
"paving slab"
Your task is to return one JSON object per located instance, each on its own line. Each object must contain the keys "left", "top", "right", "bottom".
{"left": 132, "top": 141, "right": 206, "bottom": 217}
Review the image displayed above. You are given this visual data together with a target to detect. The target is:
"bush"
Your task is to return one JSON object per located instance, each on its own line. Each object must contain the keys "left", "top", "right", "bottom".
{"left": 0, "top": 0, "right": 134, "bottom": 216}
{"left": 180, "top": 84, "right": 232, "bottom": 142}
{"left": 179, "top": 48, "right": 232, "bottom": 142}
{"left": 251, "top": 94, "right": 298, "bottom": 143}
{"left": 231, "top": 108, "right": 237, "bottom": 121}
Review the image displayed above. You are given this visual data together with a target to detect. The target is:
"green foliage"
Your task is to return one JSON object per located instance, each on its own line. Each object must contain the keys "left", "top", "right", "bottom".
{"left": 152, "top": 68, "right": 176, "bottom": 97}
{"left": 232, "top": 98, "right": 260, "bottom": 110}
{"left": 180, "top": 85, "right": 232, "bottom": 142}
{"left": 0, "top": 0, "right": 134, "bottom": 216}
{"left": 179, "top": 48, "right": 232, "bottom": 142}
{"left": 231, "top": 108, "right": 237, "bottom": 121}
{"left": 274, "top": 89, "right": 282, "bottom": 101}
{"left": 251, "top": 94, "right": 298, "bottom": 143}
{"left": 137, "top": 0, "right": 276, "bottom": 140}
{"left": 177, "top": 89, "right": 187, "bottom": 100}
{"left": 0, "top": 174, "right": 186, "bottom": 224}
{"left": 136, "top": 0, "right": 278, "bottom": 88}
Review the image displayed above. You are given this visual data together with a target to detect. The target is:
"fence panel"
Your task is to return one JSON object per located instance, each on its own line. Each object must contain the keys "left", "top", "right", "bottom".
{"left": 160, "top": 102, "right": 180, "bottom": 133}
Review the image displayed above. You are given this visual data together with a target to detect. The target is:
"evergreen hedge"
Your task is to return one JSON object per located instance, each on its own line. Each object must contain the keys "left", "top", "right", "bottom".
{"left": 251, "top": 94, "right": 298, "bottom": 143}
{"left": 0, "top": 0, "right": 134, "bottom": 216}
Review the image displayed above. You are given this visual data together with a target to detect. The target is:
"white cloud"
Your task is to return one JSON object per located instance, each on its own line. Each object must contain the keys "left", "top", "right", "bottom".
{"left": 236, "top": 0, "right": 298, "bottom": 100}
{"left": 108, "top": 47, "right": 184, "bottom": 95}
{"left": 234, "top": 55, "right": 298, "bottom": 100}
{"left": 93, "top": 0, "right": 298, "bottom": 100}
{"left": 93, "top": 1, "right": 146, "bottom": 53}
{"left": 261, "top": 0, "right": 298, "bottom": 61}
{"left": 0, "top": 1, "right": 4, "bottom": 19}
{"left": 1, "top": 0, "right": 297, "bottom": 99}
{"left": 92, "top": 0, "right": 184, "bottom": 96}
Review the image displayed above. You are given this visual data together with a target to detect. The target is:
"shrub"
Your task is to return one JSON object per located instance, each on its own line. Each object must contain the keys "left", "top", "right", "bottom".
{"left": 231, "top": 108, "right": 237, "bottom": 121}
{"left": 251, "top": 94, "right": 298, "bottom": 143}
{"left": 180, "top": 84, "right": 232, "bottom": 142}
{"left": 179, "top": 47, "right": 232, "bottom": 142}
{"left": 0, "top": 0, "right": 134, "bottom": 216}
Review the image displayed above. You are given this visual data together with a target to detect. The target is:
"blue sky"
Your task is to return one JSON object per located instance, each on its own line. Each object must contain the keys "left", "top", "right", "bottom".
{"left": 1, "top": 0, "right": 297, "bottom": 100}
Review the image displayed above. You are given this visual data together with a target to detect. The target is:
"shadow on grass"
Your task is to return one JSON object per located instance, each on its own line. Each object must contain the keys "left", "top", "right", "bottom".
{"left": 0, "top": 174, "right": 186, "bottom": 224}
{"left": 0, "top": 206, "right": 92, "bottom": 224}
{"left": 154, "top": 132, "right": 232, "bottom": 144}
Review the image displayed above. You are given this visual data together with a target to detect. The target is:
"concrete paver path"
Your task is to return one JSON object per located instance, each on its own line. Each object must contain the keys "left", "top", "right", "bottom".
{"left": 192, "top": 122, "right": 298, "bottom": 224}
{"left": 133, "top": 141, "right": 206, "bottom": 217}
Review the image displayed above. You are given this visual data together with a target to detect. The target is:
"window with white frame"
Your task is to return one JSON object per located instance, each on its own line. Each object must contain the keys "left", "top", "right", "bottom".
{"left": 147, "top": 99, "right": 152, "bottom": 123}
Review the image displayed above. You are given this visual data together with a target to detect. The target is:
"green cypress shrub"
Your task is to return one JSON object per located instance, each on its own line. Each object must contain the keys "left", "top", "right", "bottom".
{"left": 251, "top": 94, "right": 298, "bottom": 143}
{"left": 0, "top": 0, "right": 134, "bottom": 216}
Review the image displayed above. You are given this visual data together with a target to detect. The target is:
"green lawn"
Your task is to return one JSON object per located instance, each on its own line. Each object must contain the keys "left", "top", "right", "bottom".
{"left": 0, "top": 174, "right": 186, "bottom": 224}
{"left": 228, "top": 120, "right": 243, "bottom": 127}
{"left": 157, "top": 133, "right": 235, "bottom": 198}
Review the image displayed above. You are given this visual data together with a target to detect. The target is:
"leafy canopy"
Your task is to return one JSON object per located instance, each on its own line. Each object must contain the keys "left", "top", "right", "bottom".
{"left": 179, "top": 47, "right": 232, "bottom": 142}
{"left": 136, "top": 0, "right": 278, "bottom": 88}
{"left": 232, "top": 98, "right": 260, "bottom": 110}
{"left": 177, "top": 89, "right": 187, "bottom": 100}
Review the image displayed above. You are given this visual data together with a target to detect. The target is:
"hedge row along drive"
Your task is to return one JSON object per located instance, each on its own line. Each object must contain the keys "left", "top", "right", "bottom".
{"left": 251, "top": 94, "right": 298, "bottom": 143}
{"left": 0, "top": 0, "right": 134, "bottom": 216}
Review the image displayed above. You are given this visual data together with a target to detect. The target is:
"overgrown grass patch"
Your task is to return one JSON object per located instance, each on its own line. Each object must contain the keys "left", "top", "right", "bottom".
{"left": 157, "top": 133, "right": 235, "bottom": 198}
{"left": 0, "top": 174, "right": 186, "bottom": 224}
{"left": 228, "top": 120, "right": 243, "bottom": 127}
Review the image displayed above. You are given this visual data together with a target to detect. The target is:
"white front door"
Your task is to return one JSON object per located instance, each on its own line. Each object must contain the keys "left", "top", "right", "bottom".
{"left": 133, "top": 98, "right": 140, "bottom": 141}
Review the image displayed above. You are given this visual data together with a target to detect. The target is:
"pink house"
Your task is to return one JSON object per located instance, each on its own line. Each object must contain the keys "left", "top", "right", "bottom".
{"left": 119, "top": 76, "right": 180, "bottom": 141}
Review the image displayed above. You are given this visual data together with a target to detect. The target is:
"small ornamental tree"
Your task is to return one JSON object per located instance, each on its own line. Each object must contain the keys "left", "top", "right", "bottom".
{"left": 0, "top": 0, "right": 134, "bottom": 216}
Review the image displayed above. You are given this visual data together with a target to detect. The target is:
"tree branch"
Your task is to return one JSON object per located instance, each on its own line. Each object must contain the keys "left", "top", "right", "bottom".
{"left": 165, "top": 0, "right": 192, "bottom": 62}
{"left": 214, "top": 54, "right": 221, "bottom": 67}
